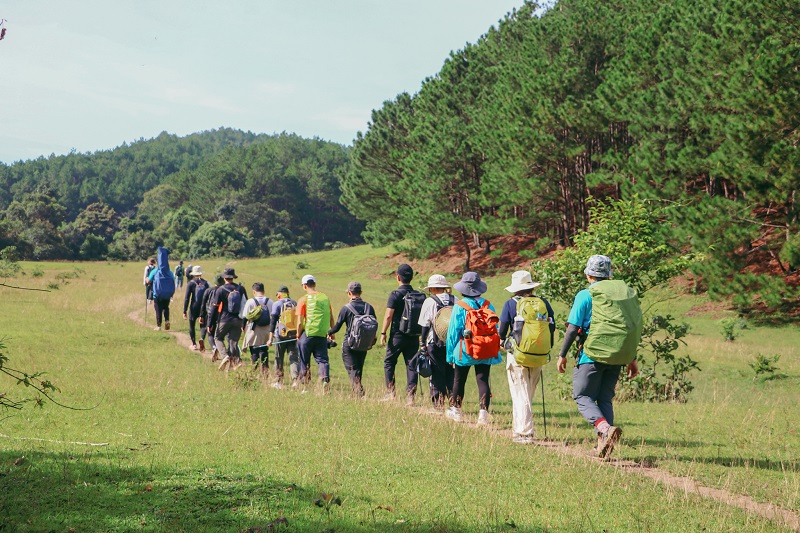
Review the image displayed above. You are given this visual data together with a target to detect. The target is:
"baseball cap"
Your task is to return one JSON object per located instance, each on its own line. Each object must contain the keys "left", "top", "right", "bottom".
{"left": 301, "top": 274, "right": 316, "bottom": 285}
{"left": 347, "top": 281, "right": 362, "bottom": 293}
{"left": 397, "top": 264, "right": 413, "bottom": 279}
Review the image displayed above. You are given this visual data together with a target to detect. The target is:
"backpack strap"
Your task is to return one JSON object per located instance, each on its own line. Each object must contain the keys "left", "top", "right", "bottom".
{"left": 431, "top": 294, "right": 445, "bottom": 309}
{"left": 345, "top": 302, "right": 358, "bottom": 316}
{"left": 456, "top": 300, "right": 473, "bottom": 311}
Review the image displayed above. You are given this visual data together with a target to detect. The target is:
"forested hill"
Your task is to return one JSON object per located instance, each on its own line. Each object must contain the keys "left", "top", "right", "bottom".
{"left": 0, "top": 129, "right": 362, "bottom": 261}
{"left": 342, "top": 0, "right": 799, "bottom": 312}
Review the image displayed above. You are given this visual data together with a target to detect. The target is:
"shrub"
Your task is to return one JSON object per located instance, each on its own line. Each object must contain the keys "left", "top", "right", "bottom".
{"left": 720, "top": 318, "right": 743, "bottom": 342}
{"left": 749, "top": 353, "right": 786, "bottom": 381}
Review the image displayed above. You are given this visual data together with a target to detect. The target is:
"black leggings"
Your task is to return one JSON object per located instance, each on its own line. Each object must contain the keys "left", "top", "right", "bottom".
{"left": 153, "top": 298, "right": 171, "bottom": 327}
{"left": 451, "top": 364, "right": 491, "bottom": 410}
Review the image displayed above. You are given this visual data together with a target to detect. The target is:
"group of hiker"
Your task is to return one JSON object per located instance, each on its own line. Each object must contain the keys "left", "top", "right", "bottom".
{"left": 143, "top": 249, "right": 643, "bottom": 459}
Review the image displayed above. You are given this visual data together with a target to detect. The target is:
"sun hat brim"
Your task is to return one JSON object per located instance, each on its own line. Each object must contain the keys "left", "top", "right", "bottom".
{"left": 504, "top": 281, "right": 541, "bottom": 293}
{"left": 454, "top": 279, "right": 487, "bottom": 297}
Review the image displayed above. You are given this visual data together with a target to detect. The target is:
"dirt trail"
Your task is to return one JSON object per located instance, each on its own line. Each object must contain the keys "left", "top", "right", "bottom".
{"left": 528, "top": 439, "right": 800, "bottom": 531}
{"left": 128, "top": 307, "right": 213, "bottom": 362}
{"left": 127, "top": 306, "right": 799, "bottom": 531}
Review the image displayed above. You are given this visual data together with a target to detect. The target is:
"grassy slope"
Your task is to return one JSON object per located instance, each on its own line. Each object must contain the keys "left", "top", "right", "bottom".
{"left": 0, "top": 246, "right": 796, "bottom": 532}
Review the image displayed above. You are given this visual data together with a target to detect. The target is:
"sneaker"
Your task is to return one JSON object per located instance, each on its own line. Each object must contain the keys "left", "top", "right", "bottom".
{"left": 153, "top": 326, "right": 161, "bottom": 331}
{"left": 405, "top": 395, "right": 415, "bottom": 407}
{"left": 512, "top": 434, "right": 535, "bottom": 444}
{"left": 477, "top": 409, "right": 490, "bottom": 426}
{"left": 291, "top": 380, "right": 299, "bottom": 389}
{"left": 379, "top": 393, "right": 396, "bottom": 403}
{"left": 198, "top": 340, "right": 205, "bottom": 352}
{"left": 165, "top": 321, "right": 170, "bottom": 331}
{"left": 445, "top": 406, "right": 463, "bottom": 423}
{"left": 598, "top": 426, "right": 622, "bottom": 458}
{"left": 272, "top": 382, "right": 285, "bottom": 390}
{"left": 191, "top": 344, "right": 197, "bottom": 351}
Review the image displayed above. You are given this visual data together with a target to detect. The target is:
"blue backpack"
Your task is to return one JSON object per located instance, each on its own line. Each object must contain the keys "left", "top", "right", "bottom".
{"left": 152, "top": 247, "right": 176, "bottom": 299}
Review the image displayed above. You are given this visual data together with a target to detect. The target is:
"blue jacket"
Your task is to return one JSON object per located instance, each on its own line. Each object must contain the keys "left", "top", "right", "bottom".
{"left": 446, "top": 296, "right": 503, "bottom": 367}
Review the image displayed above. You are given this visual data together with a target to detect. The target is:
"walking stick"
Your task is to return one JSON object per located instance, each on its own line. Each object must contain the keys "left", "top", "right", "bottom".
{"left": 144, "top": 297, "right": 148, "bottom": 325}
{"left": 540, "top": 368, "right": 548, "bottom": 440}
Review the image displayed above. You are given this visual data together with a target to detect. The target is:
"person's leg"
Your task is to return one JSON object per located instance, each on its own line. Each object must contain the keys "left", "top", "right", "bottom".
{"left": 341, "top": 345, "right": 365, "bottom": 398}
{"left": 227, "top": 321, "right": 242, "bottom": 364}
{"left": 596, "top": 364, "right": 622, "bottom": 426}
{"left": 188, "top": 317, "right": 197, "bottom": 346}
{"left": 273, "top": 341, "right": 285, "bottom": 383}
{"left": 383, "top": 334, "right": 402, "bottom": 397}
{"left": 451, "top": 365, "right": 470, "bottom": 408}
{"left": 401, "top": 337, "right": 419, "bottom": 400}
{"left": 572, "top": 363, "right": 607, "bottom": 431}
{"left": 214, "top": 321, "right": 234, "bottom": 358}
{"left": 251, "top": 347, "right": 269, "bottom": 377}
{"left": 310, "top": 336, "right": 330, "bottom": 382}
{"left": 285, "top": 341, "right": 300, "bottom": 382}
{"left": 508, "top": 363, "right": 535, "bottom": 436}
{"left": 153, "top": 299, "right": 164, "bottom": 327}
{"left": 161, "top": 299, "right": 170, "bottom": 327}
{"left": 297, "top": 333, "right": 311, "bottom": 384}
{"left": 474, "top": 364, "right": 492, "bottom": 411}
{"left": 428, "top": 345, "right": 446, "bottom": 408}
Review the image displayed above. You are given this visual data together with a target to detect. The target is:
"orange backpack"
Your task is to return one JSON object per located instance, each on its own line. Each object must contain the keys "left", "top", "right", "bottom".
{"left": 456, "top": 299, "right": 501, "bottom": 360}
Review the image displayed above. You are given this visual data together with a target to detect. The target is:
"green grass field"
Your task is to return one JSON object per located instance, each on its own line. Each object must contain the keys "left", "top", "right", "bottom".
{"left": 1, "top": 245, "right": 798, "bottom": 532}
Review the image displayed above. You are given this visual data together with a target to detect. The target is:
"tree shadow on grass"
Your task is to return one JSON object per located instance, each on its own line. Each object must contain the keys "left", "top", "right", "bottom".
{"left": 0, "top": 449, "right": 568, "bottom": 532}
{"left": 633, "top": 453, "right": 800, "bottom": 473}
{"left": 0, "top": 449, "right": 309, "bottom": 532}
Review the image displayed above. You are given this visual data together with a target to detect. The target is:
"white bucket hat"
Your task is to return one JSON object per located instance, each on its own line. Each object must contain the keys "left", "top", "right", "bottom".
{"left": 191, "top": 266, "right": 204, "bottom": 276}
{"left": 504, "top": 270, "right": 542, "bottom": 293}
{"left": 424, "top": 274, "right": 450, "bottom": 289}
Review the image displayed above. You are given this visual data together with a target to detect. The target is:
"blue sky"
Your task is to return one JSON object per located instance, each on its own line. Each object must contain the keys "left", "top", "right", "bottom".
{"left": 0, "top": 1, "right": 523, "bottom": 164}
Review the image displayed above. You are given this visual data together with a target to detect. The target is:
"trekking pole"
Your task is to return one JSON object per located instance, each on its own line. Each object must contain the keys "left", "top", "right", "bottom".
{"left": 250, "top": 339, "right": 295, "bottom": 350}
{"left": 540, "top": 369, "right": 548, "bottom": 440}
{"left": 144, "top": 298, "right": 148, "bottom": 325}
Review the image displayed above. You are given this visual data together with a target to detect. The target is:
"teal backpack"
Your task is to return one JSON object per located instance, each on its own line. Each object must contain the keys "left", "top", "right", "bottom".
{"left": 583, "top": 280, "right": 643, "bottom": 365}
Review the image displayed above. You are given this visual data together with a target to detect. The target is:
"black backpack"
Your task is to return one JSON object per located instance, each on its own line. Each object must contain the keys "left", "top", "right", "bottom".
{"left": 219, "top": 285, "right": 243, "bottom": 316}
{"left": 397, "top": 290, "right": 426, "bottom": 336}
{"left": 345, "top": 302, "right": 379, "bottom": 351}
{"left": 193, "top": 280, "right": 208, "bottom": 308}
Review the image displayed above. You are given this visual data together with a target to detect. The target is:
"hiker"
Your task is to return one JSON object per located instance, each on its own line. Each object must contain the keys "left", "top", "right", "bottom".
{"left": 175, "top": 261, "right": 185, "bottom": 289}
{"left": 445, "top": 272, "right": 503, "bottom": 425}
{"left": 268, "top": 286, "right": 300, "bottom": 389}
{"left": 499, "top": 271, "right": 555, "bottom": 444}
{"left": 183, "top": 266, "right": 209, "bottom": 351}
{"left": 146, "top": 247, "right": 176, "bottom": 331}
{"left": 417, "top": 274, "right": 457, "bottom": 410}
{"left": 557, "top": 255, "right": 642, "bottom": 459}
{"left": 143, "top": 258, "right": 156, "bottom": 303}
{"left": 295, "top": 274, "right": 334, "bottom": 391}
{"left": 328, "top": 282, "right": 378, "bottom": 398}
{"left": 202, "top": 273, "right": 225, "bottom": 361}
{"left": 241, "top": 282, "right": 273, "bottom": 378}
{"left": 208, "top": 267, "right": 249, "bottom": 371}
{"left": 380, "top": 264, "right": 425, "bottom": 404}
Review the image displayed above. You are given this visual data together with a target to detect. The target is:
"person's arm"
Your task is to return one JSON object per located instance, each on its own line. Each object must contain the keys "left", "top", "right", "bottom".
{"left": 380, "top": 308, "right": 394, "bottom": 346}
{"left": 296, "top": 298, "right": 305, "bottom": 338}
{"left": 328, "top": 306, "right": 348, "bottom": 336}
{"left": 183, "top": 280, "right": 194, "bottom": 316}
{"left": 544, "top": 298, "right": 556, "bottom": 348}
{"left": 557, "top": 323, "right": 581, "bottom": 373}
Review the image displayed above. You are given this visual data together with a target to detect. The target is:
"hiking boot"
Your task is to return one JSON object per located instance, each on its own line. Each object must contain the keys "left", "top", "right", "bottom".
{"left": 477, "top": 409, "right": 490, "bottom": 427}
{"left": 198, "top": 340, "right": 205, "bottom": 352}
{"left": 445, "top": 406, "right": 463, "bottom": 423}
{"left": 379, "top": 392, "right": 396, "bottom": 403}
{"left": 405, "top": 395, "right": 415, "bottom": 407}
{"left": 165, "top": 321, "right": 170, "bottom": 331}
{"left": 598, "top": 426, "right": 622, "bottom": 459}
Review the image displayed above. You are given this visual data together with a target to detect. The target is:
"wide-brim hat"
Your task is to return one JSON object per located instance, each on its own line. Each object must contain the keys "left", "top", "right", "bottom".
{"left": 424, "top": 274, "right": 450, "bottom": 289}
{"left": 222, "top": 267, "right": 237, "bottom": 279}
{"left": 191, "top": 266, "right": 204, "bottom": 276}
{"left": 505, "top": 270, "right": 541, "bottom": 293}
{"left": 453, "top": 271, "right": 487, "bottom": 297}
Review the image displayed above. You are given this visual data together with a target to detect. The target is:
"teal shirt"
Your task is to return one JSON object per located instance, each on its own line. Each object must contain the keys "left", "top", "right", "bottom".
{"left": 567, "top": 283, "right": 599, "bottom": 365}
{"left": 446, "top": 297, "right": 503, "bottom": 367}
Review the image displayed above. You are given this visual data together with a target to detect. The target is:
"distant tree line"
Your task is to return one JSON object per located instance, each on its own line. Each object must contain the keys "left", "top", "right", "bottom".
{"left": 341, "top": 0, "right": 799, "bottom": 313}
{"left": 0, "top": 129, "right": 363, "bottom": 261}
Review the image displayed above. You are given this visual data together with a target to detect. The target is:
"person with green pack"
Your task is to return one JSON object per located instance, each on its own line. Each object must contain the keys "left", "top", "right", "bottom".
{"left": 498, "top": 271, "right": 555, "bottom": 444}
{"left": 296, "top": 274, "right": 334, "bottom": 391}
{"left": 557, "top": 255, "right": 642, "bottom": 459}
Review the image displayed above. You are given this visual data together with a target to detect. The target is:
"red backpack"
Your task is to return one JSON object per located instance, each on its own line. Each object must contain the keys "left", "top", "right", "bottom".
{"left": 456, "top": 299, "right": 501, "bottom": 360}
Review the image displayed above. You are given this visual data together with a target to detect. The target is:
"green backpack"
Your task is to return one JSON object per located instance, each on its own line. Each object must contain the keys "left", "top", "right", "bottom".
{"left": 511, "top": 297, "right": 551, "bottom": 368}
{"left": 303, "top": 293, "right": 331, "bottom": 338}
{"left": 584, "top": 280, "right": 643, "bottom": 365}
